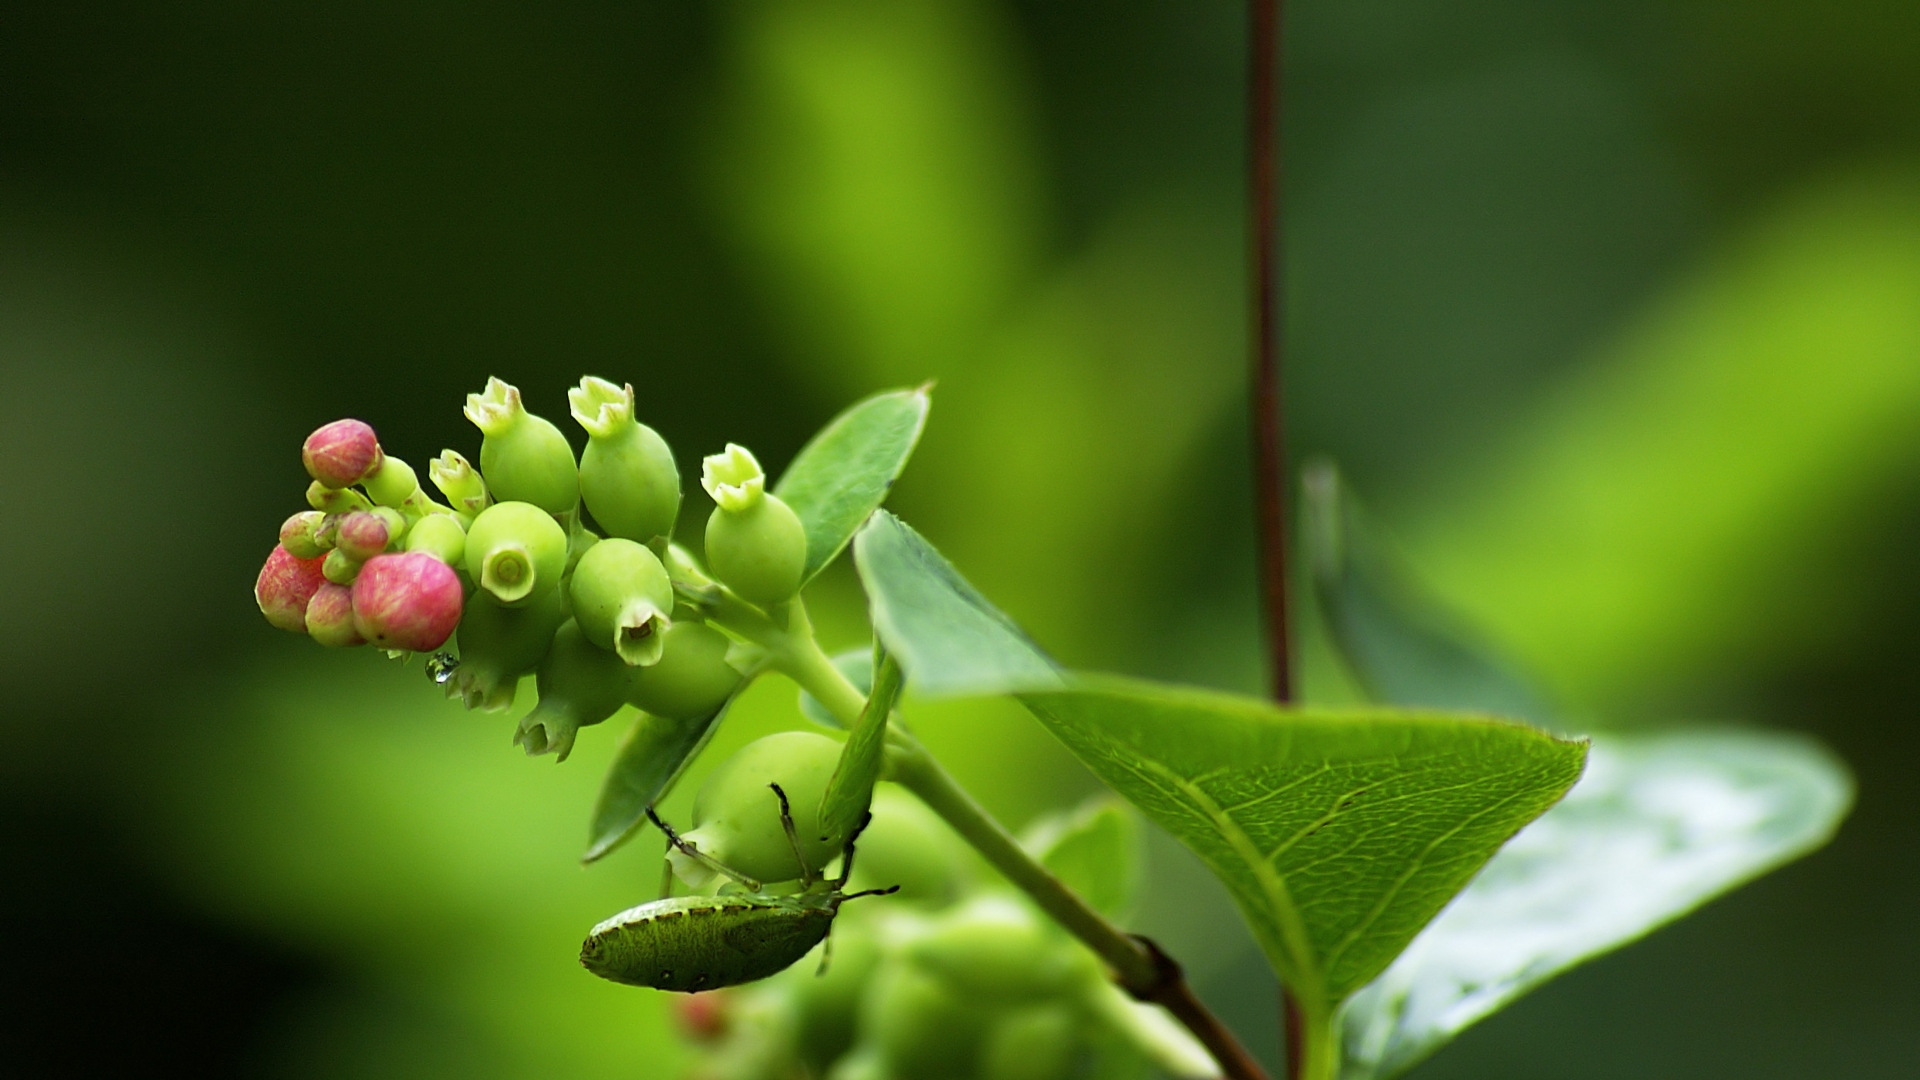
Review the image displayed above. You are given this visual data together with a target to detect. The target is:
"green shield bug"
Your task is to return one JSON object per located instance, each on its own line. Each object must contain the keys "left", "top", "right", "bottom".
{"left": 581, "top": 783, "right": 897, "bottom": 993}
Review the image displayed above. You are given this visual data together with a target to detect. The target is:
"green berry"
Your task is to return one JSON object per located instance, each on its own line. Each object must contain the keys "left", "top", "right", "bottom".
{"left": 446, "top": 584, "right": 571, "bottom": 711}
{"left": 428, "top": 449, "right": 490, "bottom": 516}
{"left": 702, "top": 444, "right": 806, "bottom": 606}
{"left": 782, "top": 923, "right": 882, "bottom": 1071}
{"left": 515, "top": 619, "right": 633, "bottom": 761}
{"left": 842, "top": 786, "right": 971, "bottom": 908}
{"left": 570, "top": 376, "right": 680, "bottom": 543}
{"left": 569, "top": 538, "right": 674, "bottom": 665}
{"left": 465, "top": 501, "right": 568, "bottom": 607}
{"left": 464, "top": 376, "right": 579, "bottom": 515}
{"left": 404, "top": 512, "right": 467, "bottom": 567}
{"left": 362, "top": 454, "right": 420, "bottom": 509}
{"left": 859, "top": 962, "right": 985, "bottom": 1080}
{"left": 978, "top": 1005, "right": 1079, "bottom": 1080}
{"left": 625, "top": 621, "right": 743, "bottom": 720}
{"left": 905, "top": 896, "right": 1096, "bottom": 1002}
{"left": 676, "top": 731, "right": 845, "bottom": 886}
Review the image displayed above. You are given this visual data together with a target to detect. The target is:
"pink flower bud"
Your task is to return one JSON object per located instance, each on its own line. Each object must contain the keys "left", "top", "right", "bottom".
{"left": 335, "top": 510, "right": 394, "bottom": 561}
{"left": 256, "top": 545, "right": 328, "bottom": 633}
{"left": 305, "top": 582, "right": 366, "bottom": 647}
{"left": 302, "top": 419, "right": 384, "bottom": 489}
{"left": 351, "top": 551, "right": 464, "bottom": 652}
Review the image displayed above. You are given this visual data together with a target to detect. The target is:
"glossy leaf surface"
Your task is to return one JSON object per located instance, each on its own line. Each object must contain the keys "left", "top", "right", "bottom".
{"left": 582, "top": 695, "right": 739, "bottom": 863}
{"left": 1019, "top": 679, "right": 1587, "bottom": 1007}
{"left": 774, "top": 386, "right": 930, "bottom": 584}
{"left": 853, "top": 510, "right": 1062, "bottom": 697}
{"left": 1340, "top": 728, "right": 1852, "bottom": 1079}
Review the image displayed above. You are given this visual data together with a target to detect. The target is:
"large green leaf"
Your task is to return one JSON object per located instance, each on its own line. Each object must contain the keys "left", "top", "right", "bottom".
{"left": 853, "top": 510, "right": 1062, "bottom": 697}
{"left": 1339, "top": 729, "right": 1852, "bottom": 1079}
{"left": 1019, "top": 680, "right": 1587, "bottom": 1009}
{"left": 581, "top": 696, "right": 739, "bottom": 863}
{"left": 775, "top": 386, "right": 930, "bottom": 584}
{"left": 1309, "top": 464, "right": 1854, "bottom": 1076}
{"left": 1303, "top": 461, "right": 1556, "bottom": 728}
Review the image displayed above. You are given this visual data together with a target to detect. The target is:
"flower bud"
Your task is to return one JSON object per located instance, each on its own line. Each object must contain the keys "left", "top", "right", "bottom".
{"left": 465, "top": 501, "right": 568, "bottom": 607}
{"left": 463, "top": 376, "right": 579, "bottom": 515}
{"left": 671, "top": 731, "right": 844, "bottom": 887}
{"left": 350, "top": 551, "right": 464, "bottom": 652}
{"left": 335, "top": 508, "right": 406, "bottom": 561}
{"left": 404, "top": 513, "right": 467, "bottom": 567}
{"left": 569, "top": 376, "right": 680, "bottom": 543}
{"left": 428, "top": 449, "right": 490, "bottom": 515}
{"left": 302, "top": 418, "right": 383, "bottom": 489}
{"left": 279, "top": 511, "right": 330, "bottom": 559}
{"left": 322, "top": 547, "right": 362, "bottom": 586}
{"left": 569, "top": 538, "right": 673, "bottom": 666}
{"left": 625, "top": 621, "right": 742, "bottom": 720}
{"left": 255, "top": 546, "right": 328, "bottom": 632}
{"left": 305, "top": 582, "right": 366, "bottom": 647}
{"left": 702, "top": 444, "right": 807, "bottom": 606}
{"left": 514, "top": 619, "right": 633, "bottom": 761}
{"left": 445, "top": 584, "right": 570, "bottom": 711}
{"left": 362, "top": 454, "right": 420, "bottom": 509}
{"left": 307, "top": 481, "right": 373, "bottom": 516}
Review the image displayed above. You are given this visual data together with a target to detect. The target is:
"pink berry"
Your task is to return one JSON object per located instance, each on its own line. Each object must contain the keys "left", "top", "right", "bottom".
{"left": 351, "top": 551, "right": 464, "bottom": 652}
{"left": 256, "top": 545, "right": 328, "bottom": 633}
{"left": 302, "top": 419, "right": 384, "bottom": 489}
{"left": 305, "top": 582, "right": 366, "bottom": 647}
{"left": 334, "top": 511, "right": 392, "bottom": 561}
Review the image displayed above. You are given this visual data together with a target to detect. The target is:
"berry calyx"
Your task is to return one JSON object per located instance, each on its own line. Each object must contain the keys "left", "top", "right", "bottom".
{"left": 428, "top": 450, "right": 489, "bottom": 516}
{"left": 465, "top": 501, "right": 568, "bottom": 607}
{"left": 256, "top": 545, "right": 328, "bottom": 633}
{"left": 302, "top": 419, "right": 383, "bottom": 489}
{"left": 350, "top": 551, "right": 463, "bottom": 652}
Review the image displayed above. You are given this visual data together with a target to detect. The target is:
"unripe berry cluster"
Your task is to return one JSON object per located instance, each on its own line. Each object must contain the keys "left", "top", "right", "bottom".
{"left": 254, "top": 376, "right": 810, "bottom": 760}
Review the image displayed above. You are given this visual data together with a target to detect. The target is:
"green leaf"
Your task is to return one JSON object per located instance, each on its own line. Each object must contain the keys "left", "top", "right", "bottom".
{"left": 1303, "top": 461, "right": 1557, "bottom": 728}
{"left": 1018, "top": 679, "right": 1587, "bottom": 1013}
{"left": 582, "top": 695, "right": 739, "bottom": 863}
{"left": 775, "top": 386, "right": 931, "bottom": 585}
{"left": 853, "top": 510, "right": 1063, "bottom": 697}
{"left": 1339, "top": 728, "right": 1851, "bottom": 1079}
{"left": 1021, "top": 797, "right": 1141, "bottom": 919}
{"left": 818, "top": 648, "right": 902, "bottom": 848}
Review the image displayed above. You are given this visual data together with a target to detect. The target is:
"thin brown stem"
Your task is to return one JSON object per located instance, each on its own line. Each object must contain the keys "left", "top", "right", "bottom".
{"left": 1250, "top": 0, "right": 1289, "bottom": 707}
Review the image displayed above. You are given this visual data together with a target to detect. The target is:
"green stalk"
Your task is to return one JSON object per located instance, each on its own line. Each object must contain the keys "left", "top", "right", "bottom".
{"left": 700, "top": 592, "right": 1271, "bottom": 1080}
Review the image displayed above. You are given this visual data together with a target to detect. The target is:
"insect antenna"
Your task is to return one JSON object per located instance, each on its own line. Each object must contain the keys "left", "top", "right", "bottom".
{"left": 815, "top": 929, "right": 835, "bottom": 977}
{"left": 647, "top": 806, "right": 763, "bottom": 891}
{"left": 768, "top": 783, "right": 815, "bottom": 888}
{"left": 840, "top": 885, "right": 901, "bottom": 902}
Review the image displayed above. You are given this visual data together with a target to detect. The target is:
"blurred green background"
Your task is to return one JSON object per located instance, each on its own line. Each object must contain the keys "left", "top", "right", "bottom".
{"left": 3, "top": 1, "right": 1917, "bottom": 1077}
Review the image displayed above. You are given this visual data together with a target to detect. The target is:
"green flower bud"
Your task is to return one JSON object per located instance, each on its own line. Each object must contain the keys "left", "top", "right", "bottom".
{"left": 279, "top": 511, "right": 329, "bottom": 559}
{"left": 445, "top": 584, "right": 570, "bottom": 711}
{"left": 255, "top": 546, "right": 327, "bottom": 632}
{"left": 404, "top": 512, "right": 467, "bottom": 567}
{"left": 568, "top": 538, "right": 673, "bottom": 666}
{"left": 465, "top": 501, "right": 567, "bottom": 607}
{"left": 978, "top": 1005, "right": 1079, "bottom": 1080}
{"left": 322, "top": 547, "right": 362, "bottom": 586}
{"left": 362, "top": 454, "right": 420, "bottom": 509}
{"left": 464, "top": 376, "right": 579, "bottom": 515}
{"left": 306, "top": 480, "right": 372, "bottom": 516}
{"left": 905, "top": 896, "right": 1095, "bottom": 1002}
{"left": 514, "top": 619, "right": 634, "bottom": 761}
{"left": 569, "top": 376, "right": 680, "bottom": 543}
{"left": 305, "top": 582, "right": 366, "bottom": 647}
{"left": 702, "top": 444, "right": 806, "bottom": 606}
{"left": 624, "top": 621, "right": 743, "bottom": 720}
{"left": 672, "top": 731, "right": 844, "bottom": 887}
{"left": 428, "top": 449, "right": 490, "bottom": 516}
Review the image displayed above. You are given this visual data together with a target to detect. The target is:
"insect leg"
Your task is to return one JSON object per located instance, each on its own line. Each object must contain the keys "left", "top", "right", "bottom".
{"left": 768, "top": 783, "right": 816, "bottom": 888}
{"left": 647, "top": 806, "right": 764, "bottom": 891}
{"left": 831, "top": 809, "right": 876, "bottom": 889}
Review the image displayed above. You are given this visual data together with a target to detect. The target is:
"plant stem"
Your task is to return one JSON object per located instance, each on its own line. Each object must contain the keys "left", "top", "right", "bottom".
{"left": 756, "top": 621, "right": 1271, "bottom": 1080}
{"left": 1250, "top": 0, "right": 1289, "bottom": 707}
